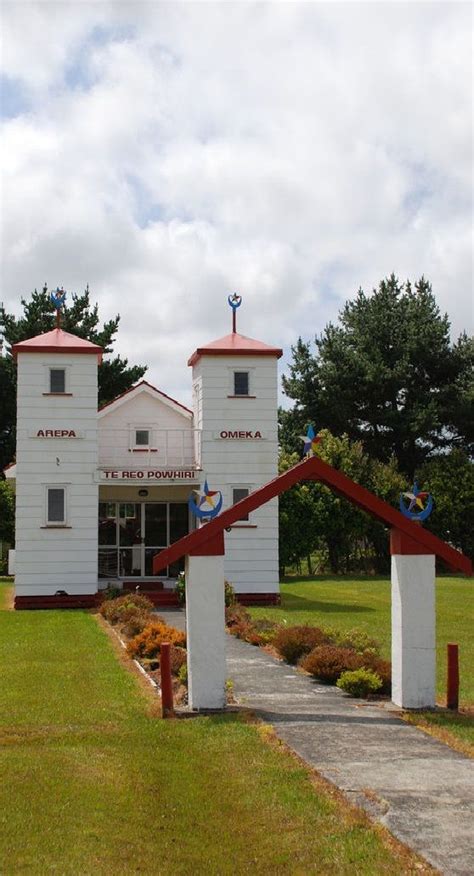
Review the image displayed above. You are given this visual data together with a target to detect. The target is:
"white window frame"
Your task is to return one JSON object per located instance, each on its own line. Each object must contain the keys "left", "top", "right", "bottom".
{"left": 44, "top": 485, "right": 68, "bottom": 526}
{"left": 228, "top": 367, "right": 255, "bottom": 398}
{"left": 129, "top": 425, "right": 153, "bottom": 450}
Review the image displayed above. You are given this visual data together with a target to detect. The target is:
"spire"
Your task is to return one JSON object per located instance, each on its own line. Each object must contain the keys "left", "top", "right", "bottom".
{"left": 228, "top": 292, "right": 242, "bottom": 333}
{"left": 50, "top": 287, "right": 67, "bottom": 328}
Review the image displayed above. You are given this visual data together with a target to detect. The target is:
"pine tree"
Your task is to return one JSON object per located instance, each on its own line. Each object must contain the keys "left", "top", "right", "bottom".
{"left": 281, "top": 275, "right": 473, "bottom": 476}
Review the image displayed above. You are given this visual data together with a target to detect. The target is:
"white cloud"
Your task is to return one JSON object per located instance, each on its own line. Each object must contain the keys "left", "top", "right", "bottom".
{"left": 1, "top": 1, "right": 472, "bottom": 408}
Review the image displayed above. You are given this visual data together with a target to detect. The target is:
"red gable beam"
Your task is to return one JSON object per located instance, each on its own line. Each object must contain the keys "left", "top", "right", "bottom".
{"left": 153, "top": 455, "right": 472, "bottom": 575}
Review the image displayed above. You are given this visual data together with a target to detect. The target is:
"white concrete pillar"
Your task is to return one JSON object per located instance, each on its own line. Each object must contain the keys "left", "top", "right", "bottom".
{"left": 185, "top": 554, "right": 226, "bottom": 710}
{"left": 391, "top": 554, "right": 436, "bottom": 708}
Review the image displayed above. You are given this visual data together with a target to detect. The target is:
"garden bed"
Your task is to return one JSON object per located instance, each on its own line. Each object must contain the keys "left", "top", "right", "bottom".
{"left": 226, "top": 602, "right": 392, "bottom": 699}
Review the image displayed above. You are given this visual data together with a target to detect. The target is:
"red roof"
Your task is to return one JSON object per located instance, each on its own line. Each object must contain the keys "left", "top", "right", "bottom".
{"left": 188, "top": 332, "right": 283, "bottom": 366}
{"left": 12, "top": 328, "right": 103, "bottom": 362}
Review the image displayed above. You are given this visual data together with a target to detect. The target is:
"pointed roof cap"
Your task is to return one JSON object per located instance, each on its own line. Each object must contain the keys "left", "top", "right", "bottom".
{"left": 188, "top": 331, "right": 282, "bottom": 366}
{"left": 12, "top": 328, "right": 103, "bottom": 362}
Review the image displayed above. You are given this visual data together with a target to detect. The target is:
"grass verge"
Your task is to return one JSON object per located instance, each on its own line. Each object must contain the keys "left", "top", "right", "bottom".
{"left": 0, "top": 577, "right": 13, "bottom": 609}
{"left": 0, "top": 594, "right": 429, "bottom": 874}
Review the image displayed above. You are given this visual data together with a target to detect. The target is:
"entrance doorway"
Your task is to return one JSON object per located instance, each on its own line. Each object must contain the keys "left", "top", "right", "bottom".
{"left": 98, "top": 501, "right": 189, "bottom": 579}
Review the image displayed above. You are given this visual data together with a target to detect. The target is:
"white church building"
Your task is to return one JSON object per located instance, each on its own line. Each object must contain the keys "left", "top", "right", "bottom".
{"left": 5, "top": 306, "right": 282, "bottom": 609}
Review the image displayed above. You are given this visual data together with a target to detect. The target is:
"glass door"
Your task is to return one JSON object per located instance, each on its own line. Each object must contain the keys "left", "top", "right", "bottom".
{"left": 118, "top": 503, "right": 142, "bottom": 577}
{"left": 98, "top": 501, "right": 190, "bottom": 578}
{"left": 144, "top": 504, "right": 167, "bottom": 576}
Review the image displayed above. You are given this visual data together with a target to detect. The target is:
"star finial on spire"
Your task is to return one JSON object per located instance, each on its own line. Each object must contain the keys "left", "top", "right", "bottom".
{"left": 228, "top": 292, "right": 242, "bottom": 333}
{"left": 50, "top": 287, "right": 67, "bottom": 328}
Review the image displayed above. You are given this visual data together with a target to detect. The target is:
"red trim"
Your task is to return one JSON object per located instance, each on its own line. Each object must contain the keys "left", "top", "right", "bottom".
{"left": 122, "top": 580, "right": 164, "bottom": 592}
{"left": 447, "top": 644, "right": 459, "bottom": 710}
{"left": 390, "top": 528, "right": 433, "bottom": 556}
{"left": 153, "top": 455, "right": 472, "bottom": 575}
{"left": 236, "top": 593, "right": 281, "bottom": 606}
{"left": 42, "top": 392, "right": 74, "bottom": 397}
{"left": 3, "top": 460, "right": 16, "bottom": 473}
{"left": 190, "top": 532, "right": 225, "bottom": 556}
{"left": 15, "top": 594, "right": 98, "bottom": 610}
{"left": 227, "top": 395, "right": 257, "bottom": 399}
{"left": 98, "top": 379, "right": 192, "bottom": 416}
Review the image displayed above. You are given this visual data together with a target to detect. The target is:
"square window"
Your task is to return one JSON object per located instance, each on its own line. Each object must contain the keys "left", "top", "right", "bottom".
{"left": 50, "top": 368, "right": 66, "bottom": 393}
{"left": 135, "top": 429, "right": 150, "bottom": 446}
{"left": 47, "top": 488, "right": 66, "bottom": 524}
{"left": 233, "top": 372, "right": 249, "bottom": 396}
{"left": 232, "top": 487, "right": 250, "bottom": 521}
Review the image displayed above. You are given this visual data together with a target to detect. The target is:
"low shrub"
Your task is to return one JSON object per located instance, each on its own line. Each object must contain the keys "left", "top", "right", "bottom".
{"left": 127, "top": 622, "right": 186, "bottom": 659}
{"left": 360, "top": 653, "right": 392, "bottom": 695}
{"left": 225, "top": 603, "right": 251, "bottom": 628}
{"left": 224, "top": 580, "right": 236, "bottom": 606}
{"left": 250, "top": 618, "right": 280, "bottom": 645}
{"left": 328, "top": 628, "right": 379, "bottom": 654}
{"left": 121, "top": 607, "right": 154, "bottom": 639}
{"left": 170, "top": 646, "right": 187, "bottom": 676}
{"left": 337, "top": 668, "right": 383, "bottom": 698}
{"left": 301, "top": 645, "right": 364, "bottom": 683}
{"left": 100, "top": 585, "right": 122, "bottom": 601}
{"left": 273, "top": 625, "right": 331, "bottom": 664}
{"left": 99, "top": 593, "right": 155, "bottom": 625}
{"left": 178, "top": 663, "right": 188, "bottom": 686}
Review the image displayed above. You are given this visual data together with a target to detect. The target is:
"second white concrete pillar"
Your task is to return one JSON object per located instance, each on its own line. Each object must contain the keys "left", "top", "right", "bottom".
{"left": 391, "top": 554, "right": 436, "bottom": 709}
{"left": 185, "top": 554, "right": 226, "bottom": 710}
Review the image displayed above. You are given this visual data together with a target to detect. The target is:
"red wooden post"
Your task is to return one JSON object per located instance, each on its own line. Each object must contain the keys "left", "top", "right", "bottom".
{"left": 447, "top": 643, "right": 459, "bottom": 710}
{"left": 160, "top": 643, "right": 174, "bottom": 718}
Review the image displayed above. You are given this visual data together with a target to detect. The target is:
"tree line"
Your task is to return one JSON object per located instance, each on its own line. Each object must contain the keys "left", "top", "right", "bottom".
{"left": 279, "top": 275, "right": 473, "bottom": 573}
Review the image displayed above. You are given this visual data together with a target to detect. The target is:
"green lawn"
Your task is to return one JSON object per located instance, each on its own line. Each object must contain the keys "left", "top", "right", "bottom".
{"left": 0, "top": 583, "right": 415, "bottom": 875}
{"left": 249, "top": 576, "right": 474, "bottom": 707}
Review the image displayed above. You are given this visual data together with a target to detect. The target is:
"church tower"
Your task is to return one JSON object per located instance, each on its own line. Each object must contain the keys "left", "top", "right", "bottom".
{"left": 188, "top": 297, "right": 282, "bottom": 601}
{"left": 12, "top": 327, "right": 102, "bottom": 607}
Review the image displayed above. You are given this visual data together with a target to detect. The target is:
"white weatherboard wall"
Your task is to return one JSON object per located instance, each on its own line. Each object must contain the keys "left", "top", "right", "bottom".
{"left": 391, "top": 554, "right": 436, "bottom": 708}
{"left": 193, "top": 355, "right": 279, "bottom": 594}
{"left": 15, "top": 352, "right": 99, "bottom": 596}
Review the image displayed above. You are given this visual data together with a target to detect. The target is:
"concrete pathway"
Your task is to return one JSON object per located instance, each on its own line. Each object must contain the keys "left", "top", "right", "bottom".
{"left": 227, "top": 635, "right": 474, "bottom": 876}
{"left": 161, "top": 610, "right": 474, "bottom": 875}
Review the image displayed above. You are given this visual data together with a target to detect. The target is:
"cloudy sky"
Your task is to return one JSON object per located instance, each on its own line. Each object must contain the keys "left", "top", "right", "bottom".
{"left": 1, "top": 1, "right": 472, "bottom": 407}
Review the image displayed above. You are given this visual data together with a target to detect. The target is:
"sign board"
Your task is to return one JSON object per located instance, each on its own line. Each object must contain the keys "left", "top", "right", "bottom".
{"left": 216, "top": 430, "right": 265, "bottom": 440}
{"left": 31, "top": 429, "right": 84, "bottom": 438}
{"left": 100, "top": 469, "right": 198, "bottom": 481}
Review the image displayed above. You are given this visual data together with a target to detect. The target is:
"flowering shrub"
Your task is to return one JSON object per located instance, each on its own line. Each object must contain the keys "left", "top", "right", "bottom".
{"left": 301, "top": 645, "right": 364, "bottom": 683}
{"left": 337, "top": 668, "right": 383, "bottom": 698}
{"left": 127, "top": 622, "right": 186, "bottom": 659}
{"left": 273, "top": 625, "right": 331, "bottom": 664}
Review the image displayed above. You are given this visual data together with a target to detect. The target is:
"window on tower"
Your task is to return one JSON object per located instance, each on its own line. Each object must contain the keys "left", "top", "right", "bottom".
{"left": 49, "top": 368, "right": 66, "bottom": 393}
{"left": 46, "top": 486, "right": 67, "bottom": 525}
{"left": 233, "top": 371, "right": 249, "bottom": 396}
{"left": 232, "top": 487, "right": 250, "bottom": 520}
